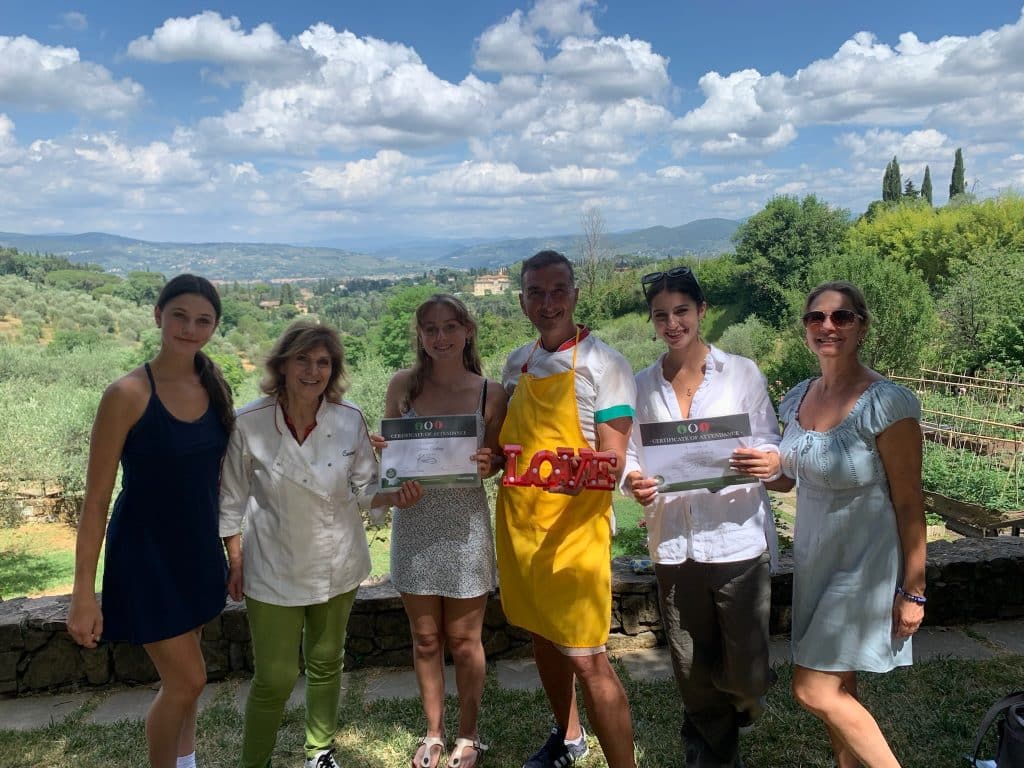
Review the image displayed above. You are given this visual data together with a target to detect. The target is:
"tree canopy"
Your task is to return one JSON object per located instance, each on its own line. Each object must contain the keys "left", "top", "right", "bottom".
{"left": 732, "top": 194, "right": 850, "bottom": 327}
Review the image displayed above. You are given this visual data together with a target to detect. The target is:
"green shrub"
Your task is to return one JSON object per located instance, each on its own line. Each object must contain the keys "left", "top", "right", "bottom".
{"left": 716, "top": 316, "right": 775, "bottom": 365}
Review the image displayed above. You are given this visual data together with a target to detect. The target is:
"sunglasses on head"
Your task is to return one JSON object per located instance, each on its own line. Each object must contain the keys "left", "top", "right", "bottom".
{"left": 801, "top": 309, "right": 862, "bottom": 329}
{"left": 641, "top": 265, "right": 694, "bottom": 288}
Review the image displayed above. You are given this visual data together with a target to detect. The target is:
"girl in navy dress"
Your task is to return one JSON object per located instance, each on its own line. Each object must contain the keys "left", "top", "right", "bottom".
{"left": 68, "top": 274, "right": 235, "bottom": 768}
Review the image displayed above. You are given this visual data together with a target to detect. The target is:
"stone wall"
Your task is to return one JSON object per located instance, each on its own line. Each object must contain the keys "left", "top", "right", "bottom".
{"left": 2, "top": 537, "right": 1021, "bottom": 697}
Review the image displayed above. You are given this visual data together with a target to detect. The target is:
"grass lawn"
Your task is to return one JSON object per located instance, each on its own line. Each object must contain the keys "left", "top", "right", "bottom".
{"left": 0, "top": 655, "right": 1017, "bottom": 767}
{"left": 0, "top": 522, "right": 103, "bottom": 599}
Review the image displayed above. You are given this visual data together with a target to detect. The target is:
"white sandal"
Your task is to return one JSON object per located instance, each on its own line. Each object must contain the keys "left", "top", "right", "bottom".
{"left": 414, "top": 735, "right": 446, "bottom": 768}
{"left": 447, "top": 737, "right": 489, "bottom": 768}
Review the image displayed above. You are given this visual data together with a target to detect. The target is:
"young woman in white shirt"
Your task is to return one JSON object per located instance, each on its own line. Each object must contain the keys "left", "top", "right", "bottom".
{"left": 623, "top": 266, "right": 786, "bottom": 768}
{"left": 220, "top": 321, "right": 421, "bottom": 768}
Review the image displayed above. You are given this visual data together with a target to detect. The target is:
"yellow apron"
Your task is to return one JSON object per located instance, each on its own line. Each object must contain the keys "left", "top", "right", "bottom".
{"left": 495, "top": 338, "right": 613, "bottom": 648}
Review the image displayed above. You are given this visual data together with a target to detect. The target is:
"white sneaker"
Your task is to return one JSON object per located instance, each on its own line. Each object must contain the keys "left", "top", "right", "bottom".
{"left": 305, "top": 749, "right": 341, "bottom": 768}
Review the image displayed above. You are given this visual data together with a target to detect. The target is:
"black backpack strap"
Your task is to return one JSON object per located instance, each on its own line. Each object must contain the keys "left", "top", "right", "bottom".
{"left": 971, "top": 691, "right": 1024, "bottom": 765}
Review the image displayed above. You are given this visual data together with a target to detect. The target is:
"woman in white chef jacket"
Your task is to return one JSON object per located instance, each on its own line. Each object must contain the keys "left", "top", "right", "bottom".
{"left": 220, "top": 320, "right": 421, "bottom": 768}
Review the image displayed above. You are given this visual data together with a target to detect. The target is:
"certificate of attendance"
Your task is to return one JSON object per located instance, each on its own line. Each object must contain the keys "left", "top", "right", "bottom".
{"left": 379, "top": 415, "right": 480, "bottom": 489}
{"left": 639, "top": 413, "right": 759, "bottom": 492}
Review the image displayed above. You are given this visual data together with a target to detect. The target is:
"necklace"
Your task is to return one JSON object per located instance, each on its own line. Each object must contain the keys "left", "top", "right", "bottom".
{"left": 664, "top": 353, "right": 707, "bottom": 399}
{"left": 683, "top": 373, "right": 703, "bottom": 398}
{"left": 674, "top": 365, "right": 705, "bottom": 399}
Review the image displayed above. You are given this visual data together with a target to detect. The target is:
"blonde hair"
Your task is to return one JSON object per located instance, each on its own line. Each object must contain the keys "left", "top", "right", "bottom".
{"left": 261, "top": 320, "right": 347, "bottom": 401}
{"left": 403, "top": 294, "right": 482, "bottom": 411}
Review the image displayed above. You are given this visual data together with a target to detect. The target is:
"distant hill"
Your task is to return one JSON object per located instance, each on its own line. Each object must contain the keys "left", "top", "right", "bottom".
{"left": 414, "top": 218, "right": 739, "bottom": 269}
{"left": 0, "top": 232, "right": 412, "bottom": 281}
{"left": 0, "top": 218, "right": 739, "bottom": 279}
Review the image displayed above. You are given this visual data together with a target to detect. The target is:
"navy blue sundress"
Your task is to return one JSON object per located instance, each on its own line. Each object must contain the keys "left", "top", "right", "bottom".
{"left": 101, "top": 362, "right": 229, "bottom": 645}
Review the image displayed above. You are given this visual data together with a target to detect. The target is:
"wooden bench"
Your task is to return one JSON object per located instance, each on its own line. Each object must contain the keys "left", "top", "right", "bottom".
{"left": 924, "top": 491, "right": 1024, "bottom": 538}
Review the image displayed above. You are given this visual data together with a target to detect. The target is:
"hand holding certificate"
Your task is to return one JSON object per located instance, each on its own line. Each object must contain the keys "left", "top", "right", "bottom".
{"left": 380, "top": 414, "right": 481, "bottom": 489}
{"left": 639, "top": 413, "right": 759, "bottom": 493}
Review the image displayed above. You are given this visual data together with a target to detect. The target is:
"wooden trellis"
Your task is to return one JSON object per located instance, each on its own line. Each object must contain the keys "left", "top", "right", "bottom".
{"left": 888, "top": 369, "right": 1023, "bottom": 536}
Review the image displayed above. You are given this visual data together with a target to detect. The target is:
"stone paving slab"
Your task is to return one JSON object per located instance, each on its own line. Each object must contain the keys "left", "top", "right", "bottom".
{"left": 912, "top": 626, "right": 996, "bottom": 661}
{"left": 494, "top": 658, "right": 541, "bottom": 691}
{"left": 768, "top": 636, "right": 790, "bottom": 667}
{"left": 617, "top": 646, "right": 672, "bottom": 682}
{"left": 234, "top": 674, "right": 335, "bottom": 711}
{"left": 89, "top": 685, "right": 159, "bottom": 725}
{"left": 364, "top": 666, "right": 453, "bottom": 703}
{"left": 0, "top": 691, "right": 90, "bottom": 731}
{"left": 969, "top": 619, "right": 1024, "bottom": 654}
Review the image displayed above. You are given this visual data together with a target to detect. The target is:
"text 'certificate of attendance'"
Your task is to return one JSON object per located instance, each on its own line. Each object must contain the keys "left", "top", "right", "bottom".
{"left": 639, "top": 413, "right": 759, "bottom": 493}
{"left": 380, "top": 415, "right": 480, "bottom": 489}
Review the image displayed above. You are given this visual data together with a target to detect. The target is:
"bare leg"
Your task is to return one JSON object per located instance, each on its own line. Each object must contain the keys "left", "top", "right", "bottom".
{"left": 570, "top": 652, "right": 636, "bottom": 768}
{"left": 792, "top": 666, "right": 899, "bottom": 768}
{"left": 442, "top": 595, "right": 489, "bottom": 767}
{"left": 174, "top": 629, "right": 203, "bottom": 759}
{"left": 403, "top": 593, "right": 446, "bottom": 768}
{"left": 826, "top": 672, "right": 861, "bottom": 768}
{"left": 531, "top": 634, "right": 582, "bottom": 740}
{"left": 144, "top": 628, "right": 208, "bottom": 768}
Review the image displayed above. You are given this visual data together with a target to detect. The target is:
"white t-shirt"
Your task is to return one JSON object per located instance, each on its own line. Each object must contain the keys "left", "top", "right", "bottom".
{"left": 623, "top": 345, "right": 781, "bottom": 566}
{"left": 502, "top": 327, "right": 637, "bottom": 446}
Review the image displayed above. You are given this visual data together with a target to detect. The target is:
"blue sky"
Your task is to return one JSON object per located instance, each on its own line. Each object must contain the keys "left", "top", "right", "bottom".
{"left": 2, "top": 0, "right": 1023, "bottom": 246}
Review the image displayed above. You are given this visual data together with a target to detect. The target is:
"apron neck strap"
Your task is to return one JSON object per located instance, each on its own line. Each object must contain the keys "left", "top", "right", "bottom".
{"left": 524, "top": 327, "right": 581, "bottom": 373}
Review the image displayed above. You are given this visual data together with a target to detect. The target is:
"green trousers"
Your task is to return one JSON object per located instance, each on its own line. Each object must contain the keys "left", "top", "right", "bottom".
{"left": 242, "top": 590, "right": 357, "bottom": 767}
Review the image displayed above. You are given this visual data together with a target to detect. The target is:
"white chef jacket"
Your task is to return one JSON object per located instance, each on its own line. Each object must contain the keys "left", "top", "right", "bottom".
{"left": 502, "top": 327, "right": 637, "bottom": 447}
{"left": 219, "top": 395, "right": 386, "bottom": 606}
{"left": 623, "top": 346, "right": 781, "bottom": 567}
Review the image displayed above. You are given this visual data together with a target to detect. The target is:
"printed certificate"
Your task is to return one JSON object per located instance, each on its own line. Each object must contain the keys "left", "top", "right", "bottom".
{"left": 379, "top": 414, "right": 481, "bottom": 489}
{"left": 639, "top": 413, "right": 759, "bottom": 492}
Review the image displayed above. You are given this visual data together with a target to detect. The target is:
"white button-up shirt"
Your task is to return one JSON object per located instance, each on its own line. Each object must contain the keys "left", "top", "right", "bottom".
{"left": 623, "top": 346, "right": 781, "bottom": 566}
{"left": 219, "top": 396, "right": 385, "bottom": 606}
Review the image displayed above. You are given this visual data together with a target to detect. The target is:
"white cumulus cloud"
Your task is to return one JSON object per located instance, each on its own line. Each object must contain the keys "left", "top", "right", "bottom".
{"left": 474, "top": 10, "right": 545, "bottom": 73}
{"left": 676, "top": 8, "right": 1024, "bottom": 155}
{"left": 72, "top": 134, "right": 204, "bottom": 185}
{"left": 58, "top": 12, "right": 88, "bottom": 31}
{"left": 302, "top": 150, "right": 418, "bottom": 200}
{"left": 710, "top": 173, "right": 773, "bottom": 194}
{"left": 0, "top": 36, "right": 142, "bottom": 116}
{"left": 190, "top": 22, "right": 496, "bottom": 153}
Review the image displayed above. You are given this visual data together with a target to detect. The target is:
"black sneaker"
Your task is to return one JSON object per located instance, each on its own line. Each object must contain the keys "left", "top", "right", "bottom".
{"left": 522, "top": 726, "right": 590, "bottom": 767}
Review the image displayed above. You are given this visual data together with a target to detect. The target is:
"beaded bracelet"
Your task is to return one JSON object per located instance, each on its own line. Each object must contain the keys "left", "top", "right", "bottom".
{"left": 895, "top": 585, "right": 927, "bottom": 605}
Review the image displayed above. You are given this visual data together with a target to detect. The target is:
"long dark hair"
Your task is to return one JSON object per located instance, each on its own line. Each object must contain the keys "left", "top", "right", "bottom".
{"left": 156, "top": 274, "right": 235, "bottom": 433}
{"left": 260, "top": 320, "right": 347, "bottom": 402}
{"left": 404, "top": 294, "right": 482, "bottom": 412}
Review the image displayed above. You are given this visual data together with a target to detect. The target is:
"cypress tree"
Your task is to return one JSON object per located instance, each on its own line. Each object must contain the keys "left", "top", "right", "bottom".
{"left": 882, "top": 159, "right": 893, "bottom": 201}
{"left": 887, "top": 155, "right": 902, "bottom": 202}
{"left": 949, "top": 148, "right": 966, "bottom": 199}
{"left": 921, "top": 165, "right": 933, "bottom": 206}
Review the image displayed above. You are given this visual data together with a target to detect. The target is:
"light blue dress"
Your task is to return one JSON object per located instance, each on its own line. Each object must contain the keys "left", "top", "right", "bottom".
{"left": 778, "top": 378, "right": 921, "bottom": 673}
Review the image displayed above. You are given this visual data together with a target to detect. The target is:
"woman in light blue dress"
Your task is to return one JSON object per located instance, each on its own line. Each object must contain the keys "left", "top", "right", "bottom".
{"left": 776, "top": 282, "right": 926, "bottom": 768}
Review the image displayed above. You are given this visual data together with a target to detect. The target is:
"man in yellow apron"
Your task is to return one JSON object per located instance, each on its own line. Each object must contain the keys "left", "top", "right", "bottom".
{"left": 497, "top": 251, "right": 637, "bottom": 768}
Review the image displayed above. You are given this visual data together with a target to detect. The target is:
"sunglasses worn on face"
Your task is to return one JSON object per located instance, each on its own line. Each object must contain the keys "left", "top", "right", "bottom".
{"left": 802, "top": 309, "right": 862, "bottom": 328}
{"left": 641, "top": 265, "right": 694, "bottom": 287}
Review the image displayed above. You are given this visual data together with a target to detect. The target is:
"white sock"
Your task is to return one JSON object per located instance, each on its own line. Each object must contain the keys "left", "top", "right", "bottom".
{"left": 176, "top": 752, "right": 196, "bottom": 768}
{"left": 565, "top": 729, "right": 586, "bottom": 747}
